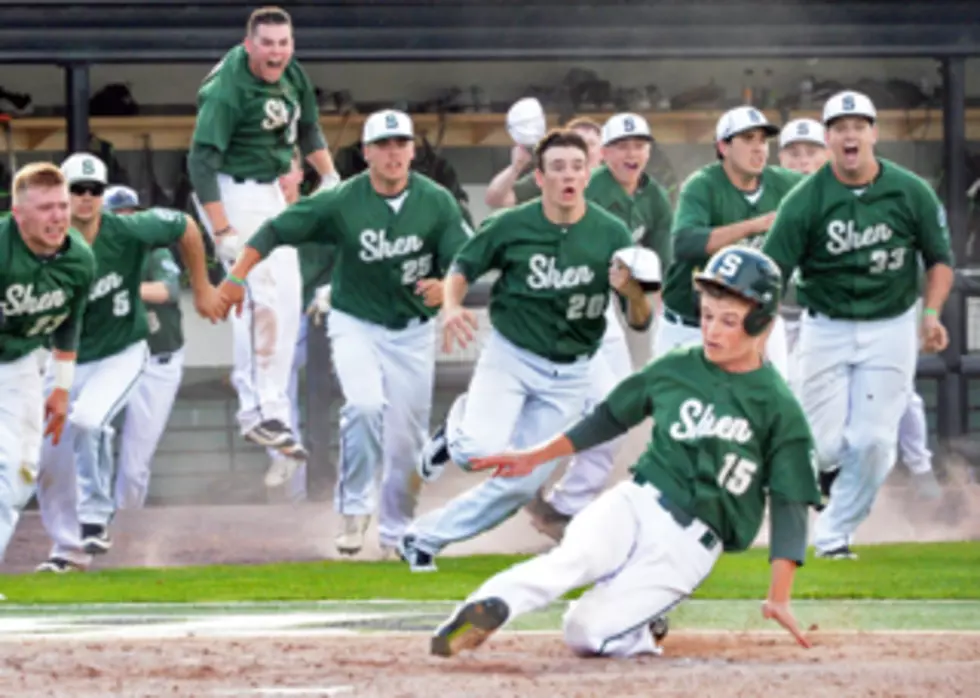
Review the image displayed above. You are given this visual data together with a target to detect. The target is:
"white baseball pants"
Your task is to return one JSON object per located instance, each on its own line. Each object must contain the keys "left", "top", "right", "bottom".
{"left": 267, "top": 315, "right": 310, "bottom": 501}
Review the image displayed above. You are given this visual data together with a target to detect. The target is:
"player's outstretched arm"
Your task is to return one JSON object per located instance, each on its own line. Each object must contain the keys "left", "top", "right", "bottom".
{"left": 177, "top": 218, "right": 224, "bottom": 323}
{"left": 762, "top": 558, "right": 811, "bottom": 648}
{"left": 439, "top": 271, "right": 478, "bottom": 352}
{"left": 43, "top": 349, "right": 76, "bottom": 446}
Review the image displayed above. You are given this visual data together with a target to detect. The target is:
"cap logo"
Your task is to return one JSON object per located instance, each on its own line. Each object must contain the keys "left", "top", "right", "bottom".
{"left": 622, "top": 116, "right": 636, "bottom": 133}
{"left": 842, "top": 94, "right": 856, "bottom": 111}
{"left": 796, "top": 122, "right": 809, "bottom": 135}
{"left": 384, "top": 113, "right": 399, "bottom": 130}
{"left": 81, "top": 159, "right": 96, "bottom": 176}
{"left": 748, "top": 109, "right": 762, "bottom": 124}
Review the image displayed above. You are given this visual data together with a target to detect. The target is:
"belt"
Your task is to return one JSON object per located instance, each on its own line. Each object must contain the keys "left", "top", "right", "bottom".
{"left": 654, "top": 492, "right": 719, "bottom": 551}
{"left": 231, "top": 175, "right": 278, "bottom": 185}
{"left": 663, "top": 308, "right": 699, "bottom": 328}
{"left": 152, "top": 353, "right": 173, "bottom": 365}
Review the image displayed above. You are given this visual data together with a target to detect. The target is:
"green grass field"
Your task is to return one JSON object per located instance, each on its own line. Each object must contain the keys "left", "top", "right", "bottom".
{"left": 1, "top": 542, "right": 977, "bottom": 605}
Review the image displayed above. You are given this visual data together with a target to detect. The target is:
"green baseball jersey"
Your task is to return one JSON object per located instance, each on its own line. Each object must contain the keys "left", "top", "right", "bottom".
{"left": 143, "top": 247, "right": 184, "bottom": 355}
{"left": 453, "top": 200, "right": 634, "bottom": 362}
{"left": 298, "top": 241, "right": 337, "bottom": 308}
{"left": 586, "top": 164, "right": 674, "bottom": 267}
{"left": 663, "top": 163, "right": 803, "bottom": 321}
{"left": 512, "top": 171, "right": 540, "bottom": 205}
{"left": 192, "top": 45, "right": 322, "bottom": 182}
{"left": 607, "top": 345, "right": 820, "bottom": 551}
{"left": 79, "top": 209, "right": 187, "bottom": 364}
{"left": 0, "top": 220, "right": 96, "bottom": 362}
{"left": 763, "top": 159, "right": 954, "bottom": 320}
{"left": 248, "top": 171, "right": 472, "bottom": 329}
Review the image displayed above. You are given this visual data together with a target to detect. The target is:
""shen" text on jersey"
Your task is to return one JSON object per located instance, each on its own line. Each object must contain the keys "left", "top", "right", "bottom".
{"left": 826, "top": 220, "right": 894, "bottom": 255}
{"left": 668, "top": 398, "right": 754, "bottom": 444}
{"left": 526, "top": 254, "right": 596, "bottom": 290}
{"left": 359, "top": 229, "right": 424, "bottom": 263}
{"left": 1, "top": 283, "right": 67, "bottom": 317}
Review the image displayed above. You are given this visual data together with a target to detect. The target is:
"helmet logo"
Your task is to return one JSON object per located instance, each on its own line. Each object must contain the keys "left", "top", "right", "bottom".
{"left": 717, "top": 252, "right": 744, "bottom": 279}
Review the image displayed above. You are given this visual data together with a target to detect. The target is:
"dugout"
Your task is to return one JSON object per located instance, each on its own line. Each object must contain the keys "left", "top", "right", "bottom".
{"left": 1, "top": 0, "right": 978, "bottom": 502}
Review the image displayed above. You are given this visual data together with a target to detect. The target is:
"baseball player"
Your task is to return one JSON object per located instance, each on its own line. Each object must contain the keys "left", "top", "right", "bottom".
{"left": 530, "top": 112, "right": 671, "bottom": 539}
{"left": 655, "top": 106, "right": 802, "bottom": 377}
{"left": 400, "top": 129, "right": 653, "bottom": 572}
{"left": 776, "top": 121, "right": 941, "bottom": 502}
{"left": 35, "top": 153, "right": 222, "bottom": 573}
{"left": 218, "top": 110, "right": 472, "bottom": 557}
{"left": 430, "top": 247, "right": 819, "bottom": 659}
{"left": 188, "top": 5, "right": 340, "bottom": 461}
{"left": 763, "top": 91, "right": 954, "bottom": 559}
{"left": 0, "top": 163, "right": 96, "bottom": 563}
{"left": 484, "top": 117, "right": 603, "bottom": 209}
{"left": 98, "top": 186, "right": 186, "bottom": 510}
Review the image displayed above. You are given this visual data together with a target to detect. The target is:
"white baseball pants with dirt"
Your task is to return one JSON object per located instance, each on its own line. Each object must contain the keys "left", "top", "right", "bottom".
{"left": 37, "top": 340, "right": 147, "bottom": 567}
{"left": 0, "top": 351, "right": 45, "bottom": 561}
{"left": 328, "top": 309, "right": 436, "bottom": 548}
{"left": 804, "top": 306, "right": 918, "bottom": 554}
{"left": 654, "top": 309, "right": 788, "bottom": 378}
{"left": 545, "top": 315, "right": 633, "bottom": 516}
{"left": 463, "top": 479, "right": 721, "bottom": 657}
{"left": 408, "top": 330, "right": 592, "bottom": 555}
{"left": 195, "top": 173, "right": 301, "bottom": 436}
{"left": 114, "top": 347, "right": 185, "bottom": 509}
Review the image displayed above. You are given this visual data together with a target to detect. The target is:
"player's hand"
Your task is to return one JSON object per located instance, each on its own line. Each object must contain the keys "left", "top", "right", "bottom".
{"left": 920, "top": 313, "right": 949, "bottom": 353}
{"left": 510, "top": 145, "right": 532, "bottom": 171}
{"left": 193, "top": 284, "right": 226, "bottom": 324}
{"left": 416, "top": 279, "right": 444, "bottom": 308}
{"left": 305, "top": 284, "right": 332, "bottom": 326}
{"left": 470, "top": 451, "right": 538, "bottom": 478}
{"left": 761, "top": 600, "right": 811, "bottom": 648}
{"left": 441, "top": 305, "right": 478, "bottom": 353}
{"left": 754, "top": 211, "right": 778, "bottom": 235}
{"left": 217, "top": 279, "right": 247, "bottom": 318}
{"left": 609, "top": 259, "right": 643, "bottom": 299}
{"left": 43, "top": 388, "right": 70, "bottom": 446}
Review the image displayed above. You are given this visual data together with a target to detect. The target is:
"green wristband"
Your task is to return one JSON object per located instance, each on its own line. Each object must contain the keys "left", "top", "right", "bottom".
{"left": 227, "top": 273, "right": 246, "bottom": 287}
{"left": 924, "top": 308, "right": 938, "bottom": 317}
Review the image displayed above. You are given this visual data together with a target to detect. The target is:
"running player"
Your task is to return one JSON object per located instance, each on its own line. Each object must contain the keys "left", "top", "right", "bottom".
{"left": 188, "top": 5, "right": 340, "bottom": 460}
{"left": 429, "top": 246, "right": 818, "bottom": 658}
{"left": 218, "top": 109, "right": 472, "bottom": 557}
{"left": 0, "top": 163, "right": 96, "bottom": 564}
{"left": 400, "top": 128, "right": 652, "bottom": 572}
{"left": 35, "top": 153, "right": 222, "bottom": 573}
{"left": 763, "top": 91, "right": 954, "bottom": 559}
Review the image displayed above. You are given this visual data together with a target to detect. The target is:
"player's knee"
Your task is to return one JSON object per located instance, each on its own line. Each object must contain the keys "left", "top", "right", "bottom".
{"left": 848, "top": 429, "right": 894, "bottom": 473}
{"left": 69, "top": 411, "right": 103, "bottom": 435}
{"left": 340, "top": 400, "right": 384, "bottom": 429}
{"left": 814, "top": 435, "right": 844, "bottom": 469}
{"left": 561, "top": 603, "right": 605, "bottom": 656}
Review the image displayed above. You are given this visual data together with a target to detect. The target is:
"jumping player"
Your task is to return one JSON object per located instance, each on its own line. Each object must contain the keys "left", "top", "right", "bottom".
{"left": 0, "top": 163, "right": 96, "bottom": 563}
{"left": 776, "top": 120, "right": 941, "bottom": 503}
{"left": 763, "top": 91, "right": 954, "bottom": 559}
{"left": 35, "top": 154, "right": 222, "bottom": 573}
{"left": 530, "top": 112, "right": 671, "bottom": 539}
{"left": 218, "top": 109, "right": 472, "bottom": 557}
{"left": 484, "top": 117, "right": 603, "bottom": 209}
{"left": 100, "top": 186, "right": 186, "bottom": 510}
{"left": 430, "top": 246, "right": 819, "bottom": 658}
{"left": 188, "top": 6, "right": 340, "bottom": 460}
{"left": 656, "top": 106, "right": 801, "bottom": 376}
{"left": 400, "top": 129, "right": 652, "bottom": 572}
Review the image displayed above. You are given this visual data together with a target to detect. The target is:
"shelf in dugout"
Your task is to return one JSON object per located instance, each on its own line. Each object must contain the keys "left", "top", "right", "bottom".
{"left": 0, "top": 109, "right": 974, "bottom": 152}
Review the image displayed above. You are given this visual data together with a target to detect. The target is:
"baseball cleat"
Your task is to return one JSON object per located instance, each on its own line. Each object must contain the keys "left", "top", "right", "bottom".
{"left": 35, "top": 557, "right": 83, "bottom": 574}
{"left": 397, "top": 534, "right": 437, "bottom": 572}
{"left": 650, "top": 615, "right": 669, "bottom": 644}
{"left": 910, "top": 470, "right": 942, "bottom": 500}
{"left": 417, "top": 424, "right": 450, "bottom": 483}
{"left": 526, "top": 488, "right": 572, "bottom": 543}
{"left": 815, "top": 545, "right": 858, "bottom": 560}
{"left": 335, "top": 514, "right": 370, "bottom": 555}
{"left": 245, "top": 420, "right": 307, "bottom": 461}
{"left": 431, "top": 597, "right": 510, "bottom": 657}
{"left": 80, "top": 524, "right": 112, "bottom": 555}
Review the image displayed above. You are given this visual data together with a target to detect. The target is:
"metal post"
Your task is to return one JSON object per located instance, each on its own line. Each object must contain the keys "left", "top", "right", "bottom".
{"left": 64, "top": 63, "right": 91, "bottom": 155}
{"left": 938, "top": 57, "right": 968, "bottom": 441}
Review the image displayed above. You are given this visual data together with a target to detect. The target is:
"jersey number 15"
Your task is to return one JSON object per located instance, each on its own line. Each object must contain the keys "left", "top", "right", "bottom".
{"left": 718, "top": 452, "right": 758, "bottom": 496}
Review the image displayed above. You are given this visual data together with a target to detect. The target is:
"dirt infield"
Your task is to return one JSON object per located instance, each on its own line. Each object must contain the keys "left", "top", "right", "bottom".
{"left": 2, "top": 631, "right": 977, "bottom": 697}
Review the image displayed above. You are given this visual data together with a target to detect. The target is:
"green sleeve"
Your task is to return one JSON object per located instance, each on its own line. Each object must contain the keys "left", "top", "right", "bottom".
{"left": 601, "top": 363, "right": 658, "bottom": 430}
{"left": 768, "top": 497, "right": 809, "bottom": 566}
{"left": 293, "top": 62, "right": 328, "bottom": 156}
{"left": 761, "top": 189, "right": 809, "bottom": 289}
{"left": 189, "top": 94, "right": 238, "bottom": 203}
{"left": 436, "top": 191, "right": 476, "bottom": 276}
{"left": 643, "top": 182, "right": 675, "bottom": 267}
{"left": 145, "top": 248, "right": 182, "bottom": 303}
{"left": 248, "top": 189, "right": 339, "bottom": 258}
{"left": 130, "top": 209, "right": 188, "bottom": 247}
{"left": 912, "top": 180, "right": 955, "bottom": 268}
{"left": 512, "top": 172, "right": 540, "bottom": 204}
{"left": 765, "top": 395, "right": 822, "bottom": 507}
{"left": 450, "top": 214, "right": 506, "bottom": 282}
{"left": 565, "top": 402, "right": 632, "bottom": 452}
{"left": 672, "top": 175, "right": 713, "bottom": 262}
{"left": 299, "top": 242, "right": 336, "bottom": 307}
{"left": 51, "top": 254, "right": 95, "bottom": 354}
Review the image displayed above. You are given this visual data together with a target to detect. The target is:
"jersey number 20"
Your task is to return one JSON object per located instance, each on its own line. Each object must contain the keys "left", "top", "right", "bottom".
{"left": 566, "top": 293, "right": 606, "bottom": 320}
{"left": 718, "top": 452, "right": 758, "bottom": 496}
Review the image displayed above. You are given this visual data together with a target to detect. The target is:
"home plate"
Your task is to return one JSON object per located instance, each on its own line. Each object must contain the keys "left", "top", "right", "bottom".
{"left": 212, "top": 686, "right": 353, "bottom": 696}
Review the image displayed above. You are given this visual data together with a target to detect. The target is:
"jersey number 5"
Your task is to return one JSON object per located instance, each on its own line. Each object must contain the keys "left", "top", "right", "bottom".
{"left": 718, "top": 453, "right": 758, "bottom": 496}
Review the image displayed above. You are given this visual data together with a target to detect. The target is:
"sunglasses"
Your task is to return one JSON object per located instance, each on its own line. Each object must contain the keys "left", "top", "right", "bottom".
{"left": 70, "top": 182, "right": 106, "bottom": 197}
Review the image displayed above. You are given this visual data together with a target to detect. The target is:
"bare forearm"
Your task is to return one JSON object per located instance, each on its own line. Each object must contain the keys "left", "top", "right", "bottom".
{"left": 140, "top": 281, "right": 172, "bottom": 304}
{"left": 484, "top": 166, "right": 521, "bottom": 208}
{"left": 624, "top": 289, "right": 653, "bottom": 330}
{"left": 705, "top": 219, "right": 762, "bottom": 255}
{"left": 767, "top": 558, "right": 798, "bottom": 604}
{"left": 202, "top": 201, "right": 231, "bottom": 234}
{"left": 178, "top": 221, "right": 211, "bottom": 293}
{"left": 524, "top": 435, "right": 577, "bottom": 467}
{"left": 305, "top": 148, "right": 337, "bottom": 177}
{"left": 923, "top": 263, "right": 955, "bottom": 314}
{"left": 443, "top": 272, "right": 470, "bottom": 310}
{"left": 229, "top": 246, "right": 264, "bottom": 283}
